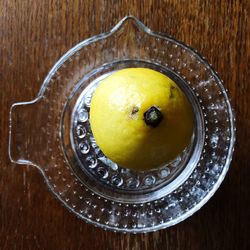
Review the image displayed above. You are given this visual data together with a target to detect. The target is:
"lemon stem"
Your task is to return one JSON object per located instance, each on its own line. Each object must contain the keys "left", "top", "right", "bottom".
{"left": 144, "top": 106, "right": 163, "bottom": 127}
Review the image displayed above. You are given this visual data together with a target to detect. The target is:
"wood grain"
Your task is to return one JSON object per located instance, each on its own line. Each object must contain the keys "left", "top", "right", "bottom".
{"left": 0, "top": 0, "right": 249, "bottom": 249}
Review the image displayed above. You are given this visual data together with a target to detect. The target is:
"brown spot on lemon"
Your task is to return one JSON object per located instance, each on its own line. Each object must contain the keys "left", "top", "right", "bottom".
{"left": 130, "top": 106, "right": 139, "bottom": 119}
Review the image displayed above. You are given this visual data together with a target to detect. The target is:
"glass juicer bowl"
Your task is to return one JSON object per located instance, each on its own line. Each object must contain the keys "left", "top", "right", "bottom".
{"left": 9, "top": 16, "right": 235, "bottom": 233}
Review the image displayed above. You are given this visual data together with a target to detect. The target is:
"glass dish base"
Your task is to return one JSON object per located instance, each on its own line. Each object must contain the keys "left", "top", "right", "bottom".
{"left": 9, "top": 16, "right": 235, "bottom": 233}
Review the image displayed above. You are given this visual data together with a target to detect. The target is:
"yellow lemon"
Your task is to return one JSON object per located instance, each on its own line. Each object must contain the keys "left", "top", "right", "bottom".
{"left": 90, "top": 68, "right": 193, "bottom": 171}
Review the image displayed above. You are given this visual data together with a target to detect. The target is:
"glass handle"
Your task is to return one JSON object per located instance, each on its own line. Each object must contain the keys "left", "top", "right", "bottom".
{"left": 9, "top": 98, "right": 46, "bottom": 166}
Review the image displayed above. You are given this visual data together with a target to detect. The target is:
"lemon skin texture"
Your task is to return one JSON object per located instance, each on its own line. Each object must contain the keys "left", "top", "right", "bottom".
{"left": 90, "top": 68, "right": 194, "bottom": 171}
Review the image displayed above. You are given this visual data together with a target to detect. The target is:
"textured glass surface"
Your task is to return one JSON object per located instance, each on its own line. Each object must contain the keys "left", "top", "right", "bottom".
{"left": 9, "top": 16, "right": 235, "bottom": 233}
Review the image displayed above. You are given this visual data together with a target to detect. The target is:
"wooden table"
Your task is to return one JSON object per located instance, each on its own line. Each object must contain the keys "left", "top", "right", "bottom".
{"left": 1, "top": 1, "right": 249, "bottom": 249}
